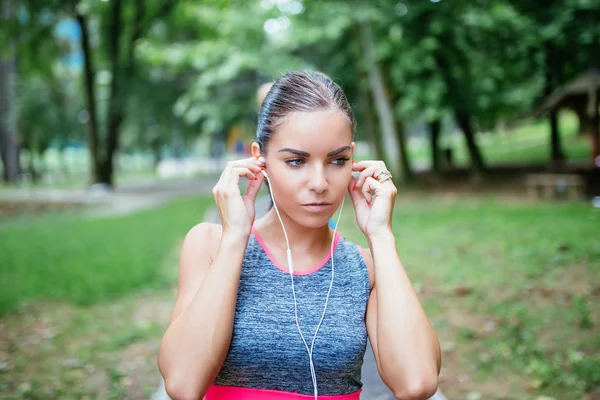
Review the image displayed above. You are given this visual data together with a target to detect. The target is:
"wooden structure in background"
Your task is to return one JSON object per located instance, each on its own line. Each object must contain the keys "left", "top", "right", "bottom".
{"left": 536, "top": 69, "right": 600, "bottom": 162}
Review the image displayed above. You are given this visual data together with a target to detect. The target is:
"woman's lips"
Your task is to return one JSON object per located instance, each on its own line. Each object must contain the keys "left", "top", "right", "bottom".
{"left": 302, "top": 203, "right": 332, "bottom": 212}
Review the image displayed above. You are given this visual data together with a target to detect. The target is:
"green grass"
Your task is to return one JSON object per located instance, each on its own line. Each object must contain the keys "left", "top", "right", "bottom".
{"left": 0, "top": 290, "right": 175, "bottom": 399}
{"left": 1, "top": 189, "right": 598, "bottom": 398}
{"left": 0, "top": 195, "right": 213, "bottom": 316}
{"left": 408, "top": 111, "right": 592, "bottom": 167}
{"left": 339, "top": 194, "right": 599, "bottom": 399}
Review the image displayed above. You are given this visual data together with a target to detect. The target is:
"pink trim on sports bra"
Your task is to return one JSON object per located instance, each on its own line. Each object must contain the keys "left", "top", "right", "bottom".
{"left": 251, "top": 225, "right": 340, "bottom": 276}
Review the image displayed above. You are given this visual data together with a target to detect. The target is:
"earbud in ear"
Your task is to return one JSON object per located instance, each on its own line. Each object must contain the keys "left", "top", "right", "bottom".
{"left": 258, "top": 156, "right": 265, "bottom": 165}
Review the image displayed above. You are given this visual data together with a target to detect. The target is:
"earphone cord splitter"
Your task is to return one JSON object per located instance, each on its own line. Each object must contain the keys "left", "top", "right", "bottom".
{"left": 262, "top": 170, "right": 345, "bottom": 400}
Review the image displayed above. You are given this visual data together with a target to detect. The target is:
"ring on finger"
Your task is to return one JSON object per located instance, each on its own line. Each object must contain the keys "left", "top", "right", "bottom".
{"left": 376, "top": 169, "right": 393, "bottom": 183}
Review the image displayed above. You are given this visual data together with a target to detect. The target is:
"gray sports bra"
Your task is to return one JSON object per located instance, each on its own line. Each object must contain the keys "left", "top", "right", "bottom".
{"left": 212, "top": 226, "right": 371, "bottom": 395}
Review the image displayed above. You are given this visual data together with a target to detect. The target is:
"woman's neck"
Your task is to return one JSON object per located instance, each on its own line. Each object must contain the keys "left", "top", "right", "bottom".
{"left": 254, "top": 209, "right": 334, "bottom": 255}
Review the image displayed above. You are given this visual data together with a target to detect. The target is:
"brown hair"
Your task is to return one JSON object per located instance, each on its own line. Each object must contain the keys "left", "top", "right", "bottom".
{"left": 256, "top": 71, "right": 354, "bottom": 154}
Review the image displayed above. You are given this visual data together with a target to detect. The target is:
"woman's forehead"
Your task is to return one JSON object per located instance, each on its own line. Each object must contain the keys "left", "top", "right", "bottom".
{"left": 271, "top": 110, "right": 353, "bottom": 152}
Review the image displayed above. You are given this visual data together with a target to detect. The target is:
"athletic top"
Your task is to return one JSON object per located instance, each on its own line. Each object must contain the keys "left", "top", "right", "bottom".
{"left": 205, "top": 225, "right": 371, "bottom": 399}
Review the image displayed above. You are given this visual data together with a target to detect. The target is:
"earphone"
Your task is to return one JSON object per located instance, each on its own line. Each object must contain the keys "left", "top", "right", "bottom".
{"left": 257, "top": 155, "right": 344, "bottom": 399}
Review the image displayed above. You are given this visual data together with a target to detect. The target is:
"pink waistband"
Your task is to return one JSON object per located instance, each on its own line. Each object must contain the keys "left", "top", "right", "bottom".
{"left": 205, "top": 385, "right": 362, "bottom": 400}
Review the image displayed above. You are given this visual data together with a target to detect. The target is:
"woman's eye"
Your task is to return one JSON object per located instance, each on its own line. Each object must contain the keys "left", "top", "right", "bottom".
{"left": 286, "top": 159, "right": 305, "bottom": 167}
{"left": 332, "top": 157, "right": 349, "bottom": 166}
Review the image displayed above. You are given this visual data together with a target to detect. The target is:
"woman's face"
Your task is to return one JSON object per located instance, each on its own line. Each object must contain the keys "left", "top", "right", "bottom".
{"left": 256, "top": 109, "right": 354, "bottom": 228}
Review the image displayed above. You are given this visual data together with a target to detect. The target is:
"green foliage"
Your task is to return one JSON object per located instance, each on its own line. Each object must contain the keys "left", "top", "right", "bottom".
{"left": 389, "top": 0, "right": 544, "bottom": 125}
{"left": 18, "top": 70, "right": 84, "bottom": 153}
{"left": 7, "top": 0, "right": 600, "bottom": 182}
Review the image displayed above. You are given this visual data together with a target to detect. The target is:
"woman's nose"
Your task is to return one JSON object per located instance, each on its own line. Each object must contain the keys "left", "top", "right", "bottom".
{"left": 307, "top": 165, "right": 328, "bottom": 193}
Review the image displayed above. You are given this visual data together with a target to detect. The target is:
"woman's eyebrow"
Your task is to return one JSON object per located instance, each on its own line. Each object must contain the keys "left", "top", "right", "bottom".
{"left": 279, "top": 148, "right": 310, "bottom": 157}
{"left": 327, "top": 145, "right": 352, "bottom": 157}
{"left": 278, "top": 146, "right": 351, "bottom": 157}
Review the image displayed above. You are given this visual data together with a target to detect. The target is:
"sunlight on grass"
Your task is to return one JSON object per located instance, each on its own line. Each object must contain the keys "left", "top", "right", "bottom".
{"left": 409, "top": 111, "right": 591, "bottom": 167}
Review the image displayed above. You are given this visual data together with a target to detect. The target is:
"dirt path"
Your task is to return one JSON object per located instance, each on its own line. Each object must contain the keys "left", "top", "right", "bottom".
{"left": 0, "top": 176, "right": 220, "bottom": 218}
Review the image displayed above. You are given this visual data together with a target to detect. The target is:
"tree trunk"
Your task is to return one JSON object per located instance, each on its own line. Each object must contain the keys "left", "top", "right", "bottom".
{"left": 151, "top": 139, "right": 162, "bottom": 167}
{"left": 394, "top": 120, "right": 414, "bottom": 181}
{"left": 544, "top": 44, "right": 564, "bottom": 165}
{"left": 591, "top": 89, "right": 599, "bottom": 161}
{"left": 353, "top": 24, "right": 383, "bottom": 161}
{"left": 455, "top": 110, "right": 486, "bottom": 176}
{"left": 430, "top": 119, "right": 442, "bottom": 172}
{"left": 432, "top": 51, "right": 483, "bottom": 176}
{"left": 0, "top": 0, "right": 20, "bottom": 183}
{"left": 95, "top": 0, "right": 124, "bottom": 187}
{"left": 360, "top": 83, "right": 383, "bottom": 160}
{"left": 98, "top": 114, "right": 123, "bottom": 185}
{"left": 99, "top": 0, "right": 145, "bottom": 186}
{"left": 359, "top": 22, "right": 402, "bottom": 181}
{"left": 28, "top": 150, "right": 38, "bottom": 184}
{"left": 76, "top": 12, "right": 100, "bottom": 185}
{"left": 382, "top": 69, "right": 414, "bottom": 182}
{"left": 78, "top": 0, "right": 171, "bottom": 186}
{"left": 549, "top": 109, "right": 564, "bottom": 164}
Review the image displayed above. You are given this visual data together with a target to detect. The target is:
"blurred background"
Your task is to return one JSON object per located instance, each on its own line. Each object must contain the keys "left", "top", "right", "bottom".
{"left": 0, "top": 0, "right": 599, "bottom": 399}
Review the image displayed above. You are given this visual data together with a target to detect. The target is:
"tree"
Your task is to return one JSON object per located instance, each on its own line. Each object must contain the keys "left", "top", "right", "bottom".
{"left": 74, "top": 0, "right": 180, "bottom": 186}
{"left": 512, "top": 0, "right": 600, "bottom": 164}
{"left": 0, "top": 0, "right": 20, "bottom": 182}
{"left": 359, "top": 21, "right": 404, "bottom": 180}
{"left": 139, "top": 1, "right": 307, "bottom": 145}
{"left": 390, "top": 0, "right": 543, "bottom": 176}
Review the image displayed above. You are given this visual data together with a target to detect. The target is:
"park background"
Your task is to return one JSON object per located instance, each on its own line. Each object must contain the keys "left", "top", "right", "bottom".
{"left": 0, "top": 0, "right": 599, "bottom": 399}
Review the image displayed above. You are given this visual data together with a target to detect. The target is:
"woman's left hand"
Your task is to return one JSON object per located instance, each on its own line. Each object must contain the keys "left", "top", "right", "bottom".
{"left": 348, "top": 160, "right": 397, "bottom": 239}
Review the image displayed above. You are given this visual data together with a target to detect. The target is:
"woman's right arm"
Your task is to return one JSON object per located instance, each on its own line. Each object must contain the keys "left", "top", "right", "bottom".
{"left": 158, "top": 157, "right": 265, "bottom": 400}
{"left": 158, "top": 223, "right": 248, "bottom": 400}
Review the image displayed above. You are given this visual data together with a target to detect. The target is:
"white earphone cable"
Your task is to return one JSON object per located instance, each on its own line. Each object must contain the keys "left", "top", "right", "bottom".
{"left": 261, "top": 170, "right": 344, "bottom": 399}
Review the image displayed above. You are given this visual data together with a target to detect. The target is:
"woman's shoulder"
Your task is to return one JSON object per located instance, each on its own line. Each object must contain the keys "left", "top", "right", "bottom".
{"left": 338, "top": 236, "right": 371, "bottom": 264}
{"left": 185, "top": 222, "right": 223, "bottom": 242}
{"left": 339, "top": 235, "right": 374, "bottom": 290}
{"left": 182, "top": 222, "right": 223, "bottom": 261}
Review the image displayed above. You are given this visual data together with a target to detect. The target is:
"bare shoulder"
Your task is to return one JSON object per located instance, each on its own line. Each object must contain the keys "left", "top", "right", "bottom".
{"left": 168, "top": 222, "right": 223, "bottom": 324}
{"left": 182, "top": 222, "right": 223, "bottom": 262}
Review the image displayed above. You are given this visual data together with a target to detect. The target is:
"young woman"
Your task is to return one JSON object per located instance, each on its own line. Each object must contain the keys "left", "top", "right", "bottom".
{"left": 158, "top": 71, "right": 441, "bottom": 400}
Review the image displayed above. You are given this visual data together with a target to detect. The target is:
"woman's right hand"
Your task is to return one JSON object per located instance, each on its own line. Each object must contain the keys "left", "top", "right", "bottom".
{"left": 212, "top": 157, "right": 265, "bottom": 239}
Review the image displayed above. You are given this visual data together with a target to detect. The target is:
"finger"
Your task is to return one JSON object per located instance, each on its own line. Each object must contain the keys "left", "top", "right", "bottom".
{"left": 243, "top": 171, "right": 264, "bottom": 201}
{"left": 348, "top": 177, "right": 368, "bottom": 211}
{"left": 354, "top": 165, "right": 379, "bottom": 190}
{"left": 226, "top": 160, "right": 263, "bottom": 174}
{"left": 220, "top": 161, "right": 262, "bottom": 191}
{"left": 362, "top": 177, "right": 381, "bottom": 205}
{"left": 351, "top": 160, "right": 380, "bottom": 172}
{"left": 351, "top": 161, "right": 370, "bottom": 172}
{"left": 226, "top": 167, "right": 256, "bottom": 192}
{"left": 240, "top": 156, "right": 264, "bottom": 165}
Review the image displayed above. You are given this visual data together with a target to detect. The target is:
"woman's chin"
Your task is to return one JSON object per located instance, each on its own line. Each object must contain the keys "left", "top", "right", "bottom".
{"left": 294, "top": 210, "right": 336, "bottom": 229}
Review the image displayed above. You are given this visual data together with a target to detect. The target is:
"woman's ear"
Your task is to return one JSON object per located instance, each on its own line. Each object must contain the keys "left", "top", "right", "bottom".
{"left": 251, "top": 142, "right": 261, "bottom": 159}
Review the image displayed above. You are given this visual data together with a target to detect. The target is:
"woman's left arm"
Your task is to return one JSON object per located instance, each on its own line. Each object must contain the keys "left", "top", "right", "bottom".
{"left": 350, "top": 161, "right": 441, "bottom": 400}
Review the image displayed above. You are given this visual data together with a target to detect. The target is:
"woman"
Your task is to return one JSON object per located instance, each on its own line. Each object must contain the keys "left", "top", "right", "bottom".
{"left": 158, "top": 71, "right": 441, "bottom": 400}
